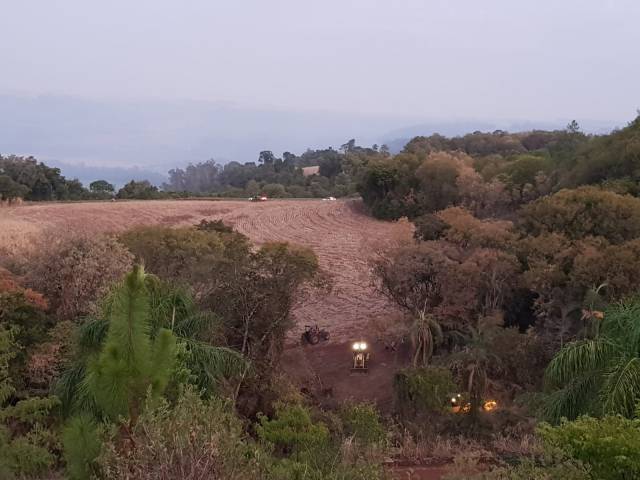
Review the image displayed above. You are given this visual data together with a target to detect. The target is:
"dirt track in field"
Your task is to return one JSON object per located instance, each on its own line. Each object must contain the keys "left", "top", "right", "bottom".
{"left": 0, "top": 199, "right": 412, "bottom": 342}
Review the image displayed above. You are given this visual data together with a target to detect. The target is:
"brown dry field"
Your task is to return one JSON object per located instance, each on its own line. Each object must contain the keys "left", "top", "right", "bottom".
{"left": 0, "top": 199, "right": 412, "bottom": 343}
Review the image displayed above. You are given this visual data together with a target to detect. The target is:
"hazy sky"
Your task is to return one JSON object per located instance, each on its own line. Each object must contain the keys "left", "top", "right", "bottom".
{"left": 2, "top": 0, "right": 639, "bottom": 122}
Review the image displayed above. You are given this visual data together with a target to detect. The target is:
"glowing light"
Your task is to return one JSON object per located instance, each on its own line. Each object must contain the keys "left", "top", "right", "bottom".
{"left": 483, "top": 400, "right": 498, "bottom": 412}
{"left": 361, "top": 342, "right": 367, "bottom": 350}
{"left": 451, "top": 397, "right": 457, "bottom": 403}
{"left": 352, "top": 342, "right": 360, "bottom": 350}
{"left": 352, "top": 342, "right": 368, "bottom": 351}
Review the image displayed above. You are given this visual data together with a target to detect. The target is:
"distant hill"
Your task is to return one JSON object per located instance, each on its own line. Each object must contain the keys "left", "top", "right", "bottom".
{"left": 1, "top": 93, "right": 622, "bottom": 183}
{"left": 0, "top": 94, "right": 413, "bottom": 173}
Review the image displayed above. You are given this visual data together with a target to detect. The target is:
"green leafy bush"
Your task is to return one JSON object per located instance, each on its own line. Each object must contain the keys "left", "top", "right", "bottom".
{"left": 0, "top": 328, "right": 60, "bottom": 479}
{"left": 518, "top": 186, "right": 640, "bottom": 244}
{"left": 257, "top": 404, "right": 383, "bottom": 480}
{"left": 340, "top": 403, "right": 386, "bottom": 446}
{"left": 97, "top": 387, "right": 260, "bottom": 480}
{"left": 394, "top": 366, "right": 457, "bottom": 416}
{"left": 257, "top": 404, "right": 331, "bottom": 459}
{"left": 538, "top": 415, "right": 640, "bottom": 480}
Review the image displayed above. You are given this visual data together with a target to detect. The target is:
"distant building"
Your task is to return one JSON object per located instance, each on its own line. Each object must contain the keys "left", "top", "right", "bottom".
{"left": 302, "top": 166, "right": 320, "bottom": 177}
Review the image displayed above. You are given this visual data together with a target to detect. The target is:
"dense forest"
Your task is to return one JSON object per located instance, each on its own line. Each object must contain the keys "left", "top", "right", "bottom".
{"left": 2, "top": 116, "right": 640, "bottom": 478}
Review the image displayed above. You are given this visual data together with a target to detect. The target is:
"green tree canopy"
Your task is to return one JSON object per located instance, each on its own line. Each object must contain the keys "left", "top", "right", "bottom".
{"left": 88, "top": 180, "right": 114, "bottom": 193}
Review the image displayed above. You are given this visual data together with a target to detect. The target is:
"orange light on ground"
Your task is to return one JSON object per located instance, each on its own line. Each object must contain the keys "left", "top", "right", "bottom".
{"left": 483, "top": 400, "right": 498, "bottom": 411}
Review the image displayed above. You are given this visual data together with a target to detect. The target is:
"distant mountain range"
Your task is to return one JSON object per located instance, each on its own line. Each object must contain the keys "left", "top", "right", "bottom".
{"left": 0, "top": 93, "right": 622, "bottom": 187}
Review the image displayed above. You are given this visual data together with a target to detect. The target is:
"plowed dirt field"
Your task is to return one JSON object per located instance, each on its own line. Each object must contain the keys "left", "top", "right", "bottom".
{"left": 0, "top": 199, "right": 412, "bottom": 342}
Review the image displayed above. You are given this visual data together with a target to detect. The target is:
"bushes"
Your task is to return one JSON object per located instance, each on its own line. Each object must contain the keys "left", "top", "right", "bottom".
{"left": 0, "top": 328, "right": 60, "bottom": 479}
{"left": 26, "top": 235, "right": 133, "bottom": 319}
{"left": 120, "top": 226, "right": 231, "bottom": 287}
{"left": 458, "top": 415, "right": 640, "bottom": 480}
{"left": 116, "top": 180, "right": 160, "bottom": 199}
{"left": 518, "top": 186, "right": 640, "bottom": 244}
{"left": 340, "top": 403, "right": 385, "bottom": 446}
{"left": 538, "top": 416, "right": 640, "bottom": 480}
{"left": 394, "top": 367, "right": 457, "bottom": 416}
{"left": 257, "top": 403, "right": 384, "bottom": 480}
{"left": 449, "top": 455, "right": 589, "bottom": 479}
{"left": 97, "top": 388, "right": 259, "bottom": 480}
{"left": 257, "top": 404, "right": 331, "bottom": 460}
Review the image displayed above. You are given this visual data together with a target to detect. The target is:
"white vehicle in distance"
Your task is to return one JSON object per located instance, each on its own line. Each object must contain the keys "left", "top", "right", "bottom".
{"left": 322, "top": 196, "right": 337, "bottom": 201}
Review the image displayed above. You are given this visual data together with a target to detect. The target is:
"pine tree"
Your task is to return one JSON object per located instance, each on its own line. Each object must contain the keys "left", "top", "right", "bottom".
{"left": 83, "top": 265, "right": 177, "bottom": 424}
{"left": 64, "top": 265, "right": 178, "bottom": 479}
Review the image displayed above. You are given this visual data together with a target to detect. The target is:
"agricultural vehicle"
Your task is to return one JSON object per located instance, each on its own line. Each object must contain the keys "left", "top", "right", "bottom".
{"left": 351, "top": 341, "right": 370, "bottom": 373}
{"left": 301, "top": 324, "right": 330, "bottom": 345}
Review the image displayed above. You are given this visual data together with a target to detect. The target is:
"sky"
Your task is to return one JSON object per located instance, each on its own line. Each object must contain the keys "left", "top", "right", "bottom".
{"left": 1, "top": 1, "right": 639, "bottom": 176}
{"left": 2, "top": 0, "right": 638, "bottom": 121}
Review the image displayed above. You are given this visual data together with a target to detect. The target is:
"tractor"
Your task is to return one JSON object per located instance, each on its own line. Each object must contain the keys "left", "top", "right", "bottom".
{"left": 351, "top": 341, "right": 370, "bottom": 372}
{"left": 301, "top": 324, "right": 330, "bottom": 345}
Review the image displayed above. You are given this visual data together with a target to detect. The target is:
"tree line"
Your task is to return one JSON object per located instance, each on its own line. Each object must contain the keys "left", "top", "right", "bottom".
{"left": 0, "top": 155, "right": 168, "bottom": 202}
{"left": 4, "top": 116, "right": 639, "bottom": 203}
{"left": 162, "top": 140, "right": 381, "bottom": 198}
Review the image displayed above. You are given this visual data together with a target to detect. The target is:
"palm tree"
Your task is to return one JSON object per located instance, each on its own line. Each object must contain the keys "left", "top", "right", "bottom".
{"left": 409, "top": 310, "right": 442, "bottom": 367}
{"left": 57, "top": 270, "right": 245, "bottom": 417}
{"left": 544, "top": 296, "right": 640, "bottom": 422}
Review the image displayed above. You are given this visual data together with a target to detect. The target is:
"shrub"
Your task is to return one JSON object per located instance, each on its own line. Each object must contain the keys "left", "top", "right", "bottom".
{"left": 0, "top": 328, "right": 60, "bottom": 479}
{"left": 413, "top": 213, "right": 449, "bottom": 241}
{"left": 518, "top": 186, "right": 640, "bottom": 244}
{"left": 119, "top": 225, "right": 234, "bottom": 288}
{"left": 394, "top": 366, "right": 457, "bottom": 416}
{"left": 446, "top": 454, "right": 589, "bottom": 479}
{"left": 196, "top": 218, "right": 234, "bottom": 233}
{"left": 257, "top": 404, "right": 331, "bottom": 460}
{"left": 0, "top": 289, "right": 50, "bottom": 386}
{"left": 262, "top": 183, "right": 288, "bottom": 198}
{"left": 538, "top": 416, "right": 640, "bottom": 480}
{"left": 257, "top": 403, "right": 383, "bottom": 480}
{"left": 97, "top": 388, "right": 259, "bottom": 480}
{"left": 26, "top": 235, "right": 133, "bottom": 319}
{"left": 116, "top": 180, "right": 159, "bottom": 199}
{"left": 340, "top": 403, "right": 386, "bottom": 446}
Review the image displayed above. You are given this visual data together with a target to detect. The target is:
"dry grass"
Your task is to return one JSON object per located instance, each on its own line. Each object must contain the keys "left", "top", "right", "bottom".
{"left": 0, "top": 199, "right": 412, "bottom": 341}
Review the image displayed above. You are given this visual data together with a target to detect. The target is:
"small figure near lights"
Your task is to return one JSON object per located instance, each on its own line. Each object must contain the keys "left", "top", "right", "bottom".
{"left": 351, "top": 341, "right": 370, "bottom": 372}
{"left": 450, "top": 393, "right": 462, "bottom": 413}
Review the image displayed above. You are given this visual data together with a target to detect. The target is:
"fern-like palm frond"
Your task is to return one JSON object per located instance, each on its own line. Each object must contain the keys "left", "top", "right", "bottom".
{"left": 543, "top": 374, "right": 601, "bottom": 422}
{"left": 544, "top": 338, "right": 614, "bottom": 388}
{"left": 602, "top": 356, "right": 640, "bottom": 417}
{"left": 184, "top": 339, "right": 247, "bottom": 392}
{"left": 545, "top": 296, "right": 640, "bottom": 420}
{"left": 76, "top": 317, "right": 109, "bottom": 355}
